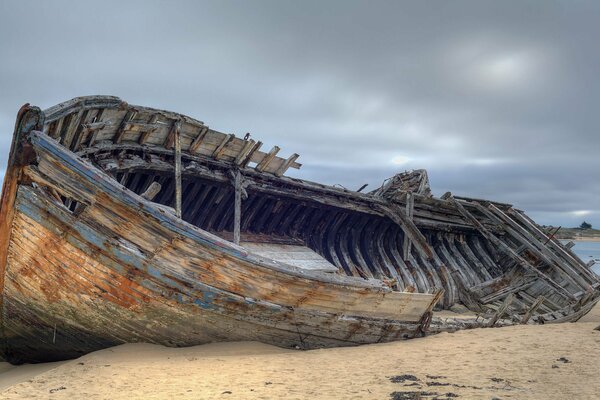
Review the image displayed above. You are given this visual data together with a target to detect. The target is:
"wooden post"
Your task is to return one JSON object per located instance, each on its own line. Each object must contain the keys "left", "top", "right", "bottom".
{"left": 174, "top": 121, "right": 182, "bottom": 218}
{"left": 233, "top": 170, "right": 242, "bottom": 245}
{"left": 520, "top": 295, "right": 545, "bottom": 324}
{"left": 141, "top": 182, "right": 162, "bottom": 201}
{"left": 403, "top": 192, "right": 414, "bottom": 260}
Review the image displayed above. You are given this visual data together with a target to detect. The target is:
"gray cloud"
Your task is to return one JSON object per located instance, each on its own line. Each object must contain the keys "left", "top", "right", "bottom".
{"left": 1, "top": 0, "right": 598, "bottom": 227}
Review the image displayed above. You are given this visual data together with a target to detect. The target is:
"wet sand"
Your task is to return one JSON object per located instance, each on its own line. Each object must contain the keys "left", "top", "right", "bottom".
{"left": 1, "top": 303, "right": 599, "bottom": 399}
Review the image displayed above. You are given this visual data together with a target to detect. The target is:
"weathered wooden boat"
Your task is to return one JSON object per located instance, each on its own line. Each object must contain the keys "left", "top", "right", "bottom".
{"left": 1, "top": 96, "right": 598, "bottom": 364}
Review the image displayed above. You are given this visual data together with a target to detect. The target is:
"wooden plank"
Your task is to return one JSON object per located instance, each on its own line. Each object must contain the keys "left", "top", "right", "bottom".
{"left": 240, "top": 141, "right": 262, "bottom": 168}
{"left": 189, "top": 126, "right": 209, "bottom": 154}
{"left": 163, "top": 119, "right": 181, "bottom": 149}
{"left": 212, "top": 134, "right": 235, "bottom": 160}
{"left": 449, "top": 196, "right": 576, "bottom": 301}
{"left": 114, "top": 110, "right": 137, "bottom": 144}
{"left": 520, "top": 296, "right": 546, "bottom": 324}
{"left": 85, "top": 109, "right": 108, "bottom": 147}
{"left": 241, "top": 242, "right": 338, "bottom": 273}
{"left": 274, "top": 153, "right": 300, "bottom": 177}
{"left": 235, "top": 140, "right": 256, "bottom": 165}
{"left": 138, "top": 114, "right": 161, "bottom": 145}
{"left": 61, "top": 109, "right": 86, "bottom": 149}
{"left": 487, "top": 293, "right": 514, "bottom": 327}
{"left": 487, "top": 204, "right": 591, "bottom": 290}
{"left": 255, "top": 146, "right": 280, "bottom": 172}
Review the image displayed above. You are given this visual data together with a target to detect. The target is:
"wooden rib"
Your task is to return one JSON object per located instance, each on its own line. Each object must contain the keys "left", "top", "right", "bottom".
{"left": 487, "top": 204, "right": 590, "bottom": 290}
{"left": 114, "top": 110, "right": 137, "bottom": 144}
{"left": 71, "top": 109, "right": 97, "bottom": 151}
{"left": 85, "top": 109, "right": 106, "bottom": 147}
{"left": 487, "top": 293, "right": 514, "bottom": 327}
{"left": 50, "top": 116, "right": 65, "bottom": 140}
{"left": 240, "top": 141, "right": 263, "bottom": 168}
{"left": 62, "top": 109, "right": 86, "bottom": 149}
{"left": 449, "top": 196, "right": 576, "bottom": 301}
{"left": 189, "top": 126, "right": 209, "bottom": 154}
{"left": 138, "top": 114, "right": 160, "bottom": 145}
{"left": 521, "top": 295, "right": 545, "bottom": 324}
{"left": 274, "top": 153, "right": 300, "bottom": 177}
{"left": 235, "top": 140, "right": 256, "bottom": 165}
{"left": 163, "top": 119, "right": 181, "bottom": 149}
{"left": 212, "top": 134, "right": 235, "bottom": 160}
{"left": 255, "top": 146, "right": 280, "bottom": 172}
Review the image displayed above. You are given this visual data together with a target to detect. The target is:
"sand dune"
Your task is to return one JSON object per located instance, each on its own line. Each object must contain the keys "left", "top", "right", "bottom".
{"left": 1, "top": 305, "right": 599, "bottom": 400}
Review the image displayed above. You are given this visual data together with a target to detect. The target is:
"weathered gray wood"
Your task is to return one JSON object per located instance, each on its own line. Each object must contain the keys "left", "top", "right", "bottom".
{"left": 141, "top": 182, "right": 162, "bottom": 201}
{"left": 114, "top": 110, "right": 137, "bottom": 144}
{"left": 189, "top": 126, "right": 209, "bottom": 154}
{"left": 240, "top": 141, "right": 263, "bottom": 168}
{"left": 233, "top": 170, "right": 242, "bottom": 245}
{"left": 487, "top": 293, "right": 514, "bottom": 327}
{"left": 565, "top": 241, "right": 575, "bottom": 249}
{"left": 255, "top": 146, "right": 280, "bottom": 172}
{"left": 234, "top": 139, "right": 256, "bottom": 165}
{"left": 138, "top": 114, "right": 160, "bottom": 145}
{"left": 274, "top": 153, "right": 300, "bottom": 177}
{"left": 488, "top": 204, "right": 590, "bottom": 290}
{"left": 213, "top": 134, "right": 235, "bottom": 160}
{"left": 174, "top": 121, "right": 182, "bottom": 218}
{"left": 449, "top": 196, "right": 576, "bottom": 301}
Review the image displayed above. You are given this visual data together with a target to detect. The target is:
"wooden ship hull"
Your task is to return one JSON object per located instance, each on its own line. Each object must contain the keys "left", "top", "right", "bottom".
{"left": 0, "top": 96, "right": 598, "bottom": 364}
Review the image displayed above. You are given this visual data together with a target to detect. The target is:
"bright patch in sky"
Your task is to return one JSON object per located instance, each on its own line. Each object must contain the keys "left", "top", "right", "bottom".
{"left": 391, "top": 155, "right": 411, "bottom": 165}
{"left": 571, "top": 210, "right": 592, "bottom": 217}
{"left": 477, "top": 51, "right": 534, "bottom": 88}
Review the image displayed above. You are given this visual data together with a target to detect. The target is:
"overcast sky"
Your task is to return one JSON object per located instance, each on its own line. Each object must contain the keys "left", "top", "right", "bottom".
{"left": 0, "top": 1, "right": 598, "bottom": 227}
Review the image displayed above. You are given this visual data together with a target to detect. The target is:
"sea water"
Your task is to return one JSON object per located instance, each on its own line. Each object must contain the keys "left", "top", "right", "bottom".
{"left": 566, "top": 240, "right": 600, "bottom": 275}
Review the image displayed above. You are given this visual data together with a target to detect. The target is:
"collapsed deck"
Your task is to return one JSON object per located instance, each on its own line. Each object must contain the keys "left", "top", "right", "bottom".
{"left": 0, "top": 96, "right": 598, "bottom": 363}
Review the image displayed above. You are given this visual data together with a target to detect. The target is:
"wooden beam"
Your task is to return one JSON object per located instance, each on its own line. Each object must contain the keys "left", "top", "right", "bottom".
{"left": 233, "top": 170, "right": 242, "bottom": 245}
{"left": 235, "top": 139, "right": 256, "bottom": 165}
{"left": 141, "top": 182, "right": 162, "bottom": 201}
{"left": 174, "top": 121, "right": 182, "bottom": 218}
{"left": 189, "top": 126, "right": 209, "bottom": 154}
{"left": 487, "top": 293, "right": 514, "bottom": 327}
{"left": 212, "top": 134, "right": 235, "bottom": 160}
{"left": 487, "top": 203, "right": 590, "bottom": 290}
{"left": 240, "top": 141, "right": 262, "bottom": 168}
{"left": 274, "top": 153, "right": 300, "bottom": 177}
{"left": 449, "top": 196, "right": 576, "bottom": 301}
{"left": 114, "top": 110, "right": 137, "bottom": 144}
{"left": 163, "top": 119, "right": 181, "bottom": 149}
{"left": 520, "top": 296, "right": 545, "bottom": 324}
{"left": 138, "top": 114, "right": 160, "bottom": 145}
{"left": 255, "top": 146, "right": 280, "bottom": 172}
{"left": 402, "top": 192, "right": 414, "bottom": 261}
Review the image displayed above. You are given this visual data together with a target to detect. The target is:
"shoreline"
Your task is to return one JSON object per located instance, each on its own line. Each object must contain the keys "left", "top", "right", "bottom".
{"left": 1, "top": 304, "right": 599, "bottom": 399}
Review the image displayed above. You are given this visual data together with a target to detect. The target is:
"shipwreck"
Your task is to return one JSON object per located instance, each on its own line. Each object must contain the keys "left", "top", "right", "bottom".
{"left": 0, "top": 96, "right": 598, "bottom": 363}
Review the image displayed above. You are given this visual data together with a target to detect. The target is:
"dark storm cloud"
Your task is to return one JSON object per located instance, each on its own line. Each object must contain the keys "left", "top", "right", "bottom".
{"left": 0, "top": 0, "right": 598, "bottom": 227}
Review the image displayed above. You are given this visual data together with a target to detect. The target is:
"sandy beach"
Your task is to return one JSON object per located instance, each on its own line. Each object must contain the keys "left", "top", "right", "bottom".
{"left": 0, "top": 304, "right": 598, "bottom": 400}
